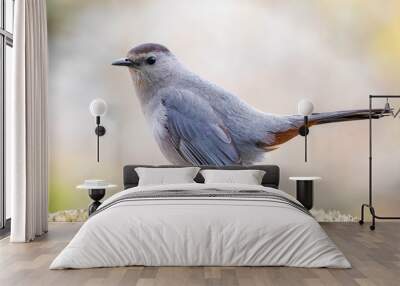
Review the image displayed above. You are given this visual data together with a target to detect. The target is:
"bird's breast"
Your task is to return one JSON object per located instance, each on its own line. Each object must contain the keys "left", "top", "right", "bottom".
{"left": 143, "top": 101, "right": 185, "bottom": 164}
{"left": 144, "top": 101, "right": 168, "bottom": 141}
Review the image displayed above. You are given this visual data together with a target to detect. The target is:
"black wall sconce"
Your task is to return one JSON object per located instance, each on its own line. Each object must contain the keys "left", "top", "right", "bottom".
{"left": 297, "top": 99, "right": 314, "bottom": 162}
{"left": 89, "top": 99, "right": 107, "bottom": 162}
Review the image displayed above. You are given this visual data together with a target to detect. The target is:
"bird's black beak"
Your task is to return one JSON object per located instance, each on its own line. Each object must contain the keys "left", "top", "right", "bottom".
{"left": 112, "top": 58, "right": 136, "bottom": 67}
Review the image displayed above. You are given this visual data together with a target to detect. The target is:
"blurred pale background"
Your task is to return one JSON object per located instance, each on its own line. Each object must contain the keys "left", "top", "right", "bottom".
{"left": 47, "top": 0, "right": 400, "bottom": 217}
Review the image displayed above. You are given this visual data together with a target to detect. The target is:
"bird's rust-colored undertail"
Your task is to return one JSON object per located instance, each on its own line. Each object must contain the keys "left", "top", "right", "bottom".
{"left": 258, "top": 122, "right": 318, "bottom": 150}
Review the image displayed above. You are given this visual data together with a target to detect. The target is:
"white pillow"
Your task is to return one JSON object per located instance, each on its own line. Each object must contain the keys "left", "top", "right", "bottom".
{"left": 200, "top": 169, "right": 266, "bottom": 185}
{"left": 135, "top": 167, "right": 200, "bottom": 186}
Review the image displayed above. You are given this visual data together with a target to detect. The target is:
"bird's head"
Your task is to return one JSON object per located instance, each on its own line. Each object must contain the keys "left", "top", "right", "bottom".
{"left": 112, "top": 43, "right": 179, "bottom": 89}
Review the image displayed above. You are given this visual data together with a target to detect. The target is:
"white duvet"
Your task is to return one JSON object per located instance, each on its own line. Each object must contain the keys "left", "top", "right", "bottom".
{"left": 50, "top": 183, "right": 350, "bottom": 269}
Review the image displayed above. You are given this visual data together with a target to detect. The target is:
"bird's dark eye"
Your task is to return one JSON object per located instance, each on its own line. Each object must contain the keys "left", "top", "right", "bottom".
{"left": 146, "top": 56, "right": 156, "bottom": 65}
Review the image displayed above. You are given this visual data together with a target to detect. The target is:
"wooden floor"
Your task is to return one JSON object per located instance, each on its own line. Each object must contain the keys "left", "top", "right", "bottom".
{"left": 0, "top": 222, "right": 399, "bottom": 286}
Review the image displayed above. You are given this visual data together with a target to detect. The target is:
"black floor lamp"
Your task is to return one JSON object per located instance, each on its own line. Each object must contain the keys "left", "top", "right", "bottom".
{"left": 359, "top": 95, "right": 400, "bottom": 230}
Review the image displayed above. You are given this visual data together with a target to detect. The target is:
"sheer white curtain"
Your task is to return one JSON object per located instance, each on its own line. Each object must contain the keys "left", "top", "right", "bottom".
{"left": 8, "top": 0, "right": 48, "bottom": 242}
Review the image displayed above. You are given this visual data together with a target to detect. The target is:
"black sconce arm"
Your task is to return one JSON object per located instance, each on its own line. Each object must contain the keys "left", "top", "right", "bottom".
{"left": 94, "top": 116, "right": 106, "bottom": 162}
{"left": 298, "top": 116, "right": 310, "bottom": 162}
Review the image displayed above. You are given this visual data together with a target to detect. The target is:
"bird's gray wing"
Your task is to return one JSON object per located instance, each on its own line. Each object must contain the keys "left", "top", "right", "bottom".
{"left": 159, "top": 88, "right": 241, "bottom": 166}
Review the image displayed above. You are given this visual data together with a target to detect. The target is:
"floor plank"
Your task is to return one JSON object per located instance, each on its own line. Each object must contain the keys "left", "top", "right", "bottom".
{"left": 0, "top": 222, "right": 399, "bottom": 286}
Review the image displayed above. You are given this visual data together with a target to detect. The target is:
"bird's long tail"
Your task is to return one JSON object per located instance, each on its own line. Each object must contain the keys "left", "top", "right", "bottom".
{"left": 264, "top": 109, "right": 389, "bottom": 150}
{"left": 307, "top": 108, "right": 387, "bottom": 126}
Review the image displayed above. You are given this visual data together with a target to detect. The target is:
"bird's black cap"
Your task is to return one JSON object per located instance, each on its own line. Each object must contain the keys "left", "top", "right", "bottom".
{"left": 128, "top": 43, "right": 170, "bottom": 55}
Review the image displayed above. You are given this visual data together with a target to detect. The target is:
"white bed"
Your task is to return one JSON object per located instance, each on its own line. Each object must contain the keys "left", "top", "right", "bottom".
{"left": 50, "top": 183, "right": 350, "bottom": 269}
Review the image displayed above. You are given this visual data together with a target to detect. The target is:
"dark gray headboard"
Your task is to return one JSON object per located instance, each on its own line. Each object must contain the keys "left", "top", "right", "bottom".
{"left": 123, "top": 165, "right": 280, "bottom": 189}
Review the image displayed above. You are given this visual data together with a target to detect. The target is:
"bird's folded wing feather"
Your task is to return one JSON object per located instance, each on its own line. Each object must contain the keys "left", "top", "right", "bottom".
{"left": 159, "top": 88, "right": 241, "bottom": 166}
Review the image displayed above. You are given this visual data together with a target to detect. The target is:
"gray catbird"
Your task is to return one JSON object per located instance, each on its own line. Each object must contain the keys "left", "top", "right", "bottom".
{"left": 112, "top": 43, "right": 384, "bottom": 166}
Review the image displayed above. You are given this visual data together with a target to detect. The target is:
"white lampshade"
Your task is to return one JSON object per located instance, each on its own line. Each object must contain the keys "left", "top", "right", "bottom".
{"left": 297, "top": 99, "right": 314, "bottom": 116}
{"left": 89, "top": 98, "right": 107, "bottom": 117}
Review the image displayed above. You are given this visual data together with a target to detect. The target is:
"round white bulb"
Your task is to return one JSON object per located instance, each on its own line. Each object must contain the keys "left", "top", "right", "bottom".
{"left": 297, "top": 99, "right": 314, "bottom": 116}
{"left": 89, "top": 99, "right": 107, "bottom": 117}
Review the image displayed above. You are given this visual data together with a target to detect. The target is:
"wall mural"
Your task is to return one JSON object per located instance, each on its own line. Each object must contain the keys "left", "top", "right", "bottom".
{"left": 112, "top": 43, "right": 384, "bottom": 166}
{"left": 47, "top": 0, "right": 400, "bottom": 220}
